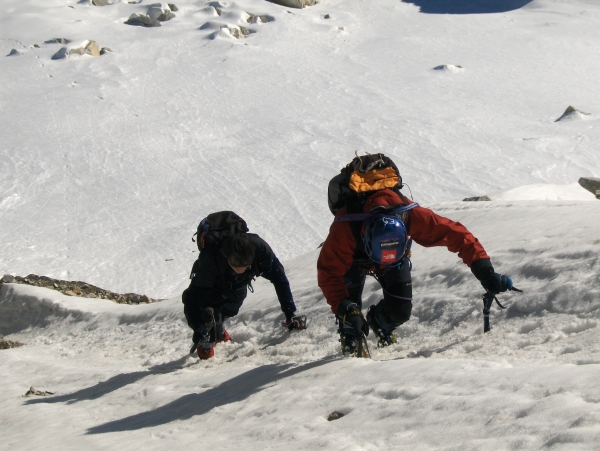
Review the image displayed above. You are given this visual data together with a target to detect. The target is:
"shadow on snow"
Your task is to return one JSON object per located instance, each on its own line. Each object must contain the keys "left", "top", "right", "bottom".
{"left": 82, "top": 357, "right": 336, "bottom": 433}
{"left": 402, "top": 0, "right": 533, "bottom": 14}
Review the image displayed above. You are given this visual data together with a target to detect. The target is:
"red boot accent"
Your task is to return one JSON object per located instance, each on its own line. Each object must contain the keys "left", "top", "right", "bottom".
{"left": 197, "top": 343, "right": 214, "bottom": 359}
{"left": 217, "top": 329, "right": 231, "bottom": 343}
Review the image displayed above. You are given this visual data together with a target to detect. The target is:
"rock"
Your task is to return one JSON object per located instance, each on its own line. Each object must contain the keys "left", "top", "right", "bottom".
{"left": 2, "top": 275, "right": 15, "bottom": 283}
{"left": 327, "top": 411, "right": 345, "bottom": 421}
{"left": 578, "top": 177, "right": 600, "bottom": 198}
{"left": 168, "top": 3, "right": 178, "bottom": 11}
{"left": 555, "top": 106, "right": 591, "bottom": 122}
{"left": 6, "top": 49, "right": 23, "bottom": 56}
{"left": 246, "top": 13, "right": 274, "bottom": 23}
{"left": 51, "top": 47, "right": 68, "bottom": 60}
{"left": 324, "top": 13, "right": 330, "bottom": 19}
{"left": 100, "top": 47, "right": 112, "bottom": 55}
{"left": 51, "top": 40, "right": 101, "bottom": 59}
{"left": 1, "top": 334, "right": 24, "bottom": 350}
{"left": 45, "top": 38, "right": 70, "bottom": 44}
{"left": 433, "top": 64, "right": 464, "bottom": 73}
{"left": 267, "top": 0, "right": 317, "bottom": 9}
{"left": 125, "top": 13, "right": 162, "bottom": 27}
{"left": 92, "top": 0, "right": 111, "bottom": 5}
{"left": 463, "top": 195, "right": 491, "bottom": 202}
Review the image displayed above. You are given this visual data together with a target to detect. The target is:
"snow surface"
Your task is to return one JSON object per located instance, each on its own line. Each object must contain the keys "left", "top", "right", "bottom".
{"left": 1, "top": 0, "right": 600, "bottom": 449}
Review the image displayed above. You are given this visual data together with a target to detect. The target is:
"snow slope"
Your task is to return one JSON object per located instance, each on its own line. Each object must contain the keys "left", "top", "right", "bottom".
{"left": 1, "top": 0, "right": 600, "bottom": 449}
{"left": 2, "top": 199, "right": 599, "bottom": 450}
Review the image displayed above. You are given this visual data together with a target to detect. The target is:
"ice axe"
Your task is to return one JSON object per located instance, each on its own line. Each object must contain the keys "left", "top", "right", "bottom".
{"left": 482, "top": 275, "right": 522, "bottom": 333}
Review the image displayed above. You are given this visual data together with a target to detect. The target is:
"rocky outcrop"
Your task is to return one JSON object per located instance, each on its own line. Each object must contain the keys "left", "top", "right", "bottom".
{"left": 578, "top": 177, "right": 600, "bottom": 199}
{"left": 0, "top": 334, "right": 23, "bottom": 350}
{"left": 463, "top": 195, "right": 491, "bottom": 202}
{"left": 125, "top": 14, "right": 162, "bottom": 27}
{"left": 126, "top": 3, "right": 177, "bottom": 27}
{"left": 45, "top": 38, "right": 70, "bottom": 45}
{"left": 1, "top": 274, "right": 161, "bottom": 304}
{"left": 51, "top": 40, "right": 109, "bottom": 60}
{"left": 267, "top": 0, "right": 317, "bottom": 9}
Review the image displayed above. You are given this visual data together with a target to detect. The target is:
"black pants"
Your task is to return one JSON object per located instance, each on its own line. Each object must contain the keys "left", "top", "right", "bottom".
{"left": 344, "top": 262, "right": 413, "bottom": 330}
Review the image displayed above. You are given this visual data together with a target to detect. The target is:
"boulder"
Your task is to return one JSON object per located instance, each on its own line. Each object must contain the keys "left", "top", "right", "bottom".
{"left": 44, "top": 38, "right": 70, "bottom": 44}
{"left": 92, "top": 0, "right": 111, "bottom": 5}
{"left": 578, "top": 177, "right": 600, "bottom": 198}
{"left": 125, "top": 13, "right": 161, "bottom": 27}
{"left": 267, "top": 0, "right": 317, "bottom": 9}
{"left": 51, "top": 41, "right": 101, "bottom": 59}
{"left": 148, "top": 6, "right": 175, "bottom": 21}
{"left": 463, "top": 195, "right": 491, "bottom": 202}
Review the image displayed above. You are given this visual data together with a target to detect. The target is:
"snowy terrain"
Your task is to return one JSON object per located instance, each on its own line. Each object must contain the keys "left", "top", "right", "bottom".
{"left": 1, "top": 0, "right": 600, "bottom": 449}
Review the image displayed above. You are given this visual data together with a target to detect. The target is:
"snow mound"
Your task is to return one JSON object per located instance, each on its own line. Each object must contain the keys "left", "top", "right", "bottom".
{"left": 489, "top": 183, "right": 597, "bottom": 201}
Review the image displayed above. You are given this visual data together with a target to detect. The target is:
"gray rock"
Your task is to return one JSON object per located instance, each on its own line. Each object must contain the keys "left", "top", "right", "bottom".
{"left": 327, "top": 411, "right": 345, "bottom": 421}
{"left": 463, "top": 195, "right": 491, "bottom": 202}
{"left": 51, "top": 41, "right": 100, "bottom": 59}
{"left": 555, "top": 106, "right": 591, "bottom": 122}
{"left": 168, "top": 3, "right": 178, "bottom": 11}
{"left": 92, "top": 0, "right": 111, "bottom": 5}
{"left": 2, "top": 275, "right": 15, "bottom": 283}
{"left": 125, "top": 14, "right": 161, "bottom": 27}
{"left": 45, "top": 38, "right": 70, "bottom": 45}
{"left": 6, "top": 49, "right": 22, "bottom": 57}
{"left": 267, "top": 0, "right": 317, "bottom": 9}
{"left": 51, "top": 47, "right": 68, "bottom": 60}
{"left": 157, "top": 10, "right": 176, "bottom": 21}
{"left": 100, "top": 47, "right": 113, "bottom": 55}
{"left": 578, "top": 177, "right": 600, "bottom": 198}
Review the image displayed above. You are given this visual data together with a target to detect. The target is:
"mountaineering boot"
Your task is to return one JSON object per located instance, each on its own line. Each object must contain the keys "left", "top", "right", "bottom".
{"left": 367, "top": 305, "right": 397, "bottom": 348}
{"left": 217, "top": 328, "right": 231, "bottom": 344}
{"left": 197, "top": 342, "right": 215, "bottom": 359}
{"left": 339, "top": 322, "right": 359, "bottom": 356}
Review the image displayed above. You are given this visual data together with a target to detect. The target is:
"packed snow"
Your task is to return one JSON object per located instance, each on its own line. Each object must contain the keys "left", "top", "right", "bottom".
{"left": 1, "top": 0, "right": 599, "bottom": 449}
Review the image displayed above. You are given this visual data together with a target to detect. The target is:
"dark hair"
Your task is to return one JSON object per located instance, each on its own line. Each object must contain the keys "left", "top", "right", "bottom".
{"left": 222, "top": 234, "right": 255, "bottom": 267}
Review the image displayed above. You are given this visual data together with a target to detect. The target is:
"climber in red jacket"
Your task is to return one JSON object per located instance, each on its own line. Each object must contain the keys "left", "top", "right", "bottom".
{"left": 318, "top": 188, "right": 510, "bottom": 355}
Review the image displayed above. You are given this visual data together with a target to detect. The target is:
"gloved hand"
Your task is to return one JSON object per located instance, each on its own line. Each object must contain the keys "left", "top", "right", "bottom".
{"left": 284, "top": 314, "right": 307, "bottom": 330}
{"left": 471, "top": 259, "right": 513, "bottom": 294}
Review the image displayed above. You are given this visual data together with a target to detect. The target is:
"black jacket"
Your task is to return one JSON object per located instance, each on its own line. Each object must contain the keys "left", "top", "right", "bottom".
{"left": 182, "top": 233, "right": 296, "bottom": 329}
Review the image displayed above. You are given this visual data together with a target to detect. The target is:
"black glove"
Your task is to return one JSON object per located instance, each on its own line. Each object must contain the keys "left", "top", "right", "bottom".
{"left": 471, "top": 259, "right": 513, "bottom": 294}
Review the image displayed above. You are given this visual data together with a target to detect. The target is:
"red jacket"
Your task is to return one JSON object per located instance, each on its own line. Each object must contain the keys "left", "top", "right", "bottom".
{"left": 317, "top": 190, "right": 489, "bottom": 314}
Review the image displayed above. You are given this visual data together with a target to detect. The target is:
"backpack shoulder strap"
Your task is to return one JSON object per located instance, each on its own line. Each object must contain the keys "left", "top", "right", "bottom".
{"left": 334, "top": 202, "right": 419, "bottom": 224}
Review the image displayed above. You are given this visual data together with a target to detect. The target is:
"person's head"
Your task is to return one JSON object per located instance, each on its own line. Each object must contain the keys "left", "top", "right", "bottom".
{"left": 222, "top": 234, "right": 255, "bottom": 274}
{"left": 362, "top": 215, "right": 408, "bottom": 266}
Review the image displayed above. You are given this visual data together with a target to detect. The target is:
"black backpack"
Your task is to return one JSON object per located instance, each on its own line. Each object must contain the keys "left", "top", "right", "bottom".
{"left": 328, "top": 152, "right": 403, "bottom": 215}
{"left": 192, "top": 211, "right": 249, "bottom": 252}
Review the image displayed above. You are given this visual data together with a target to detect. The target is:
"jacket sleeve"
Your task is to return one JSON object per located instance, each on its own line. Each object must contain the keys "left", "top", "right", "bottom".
{"left": 408, "top": 206, "right": 489, "bottom": 266}
{"left": 317, "top": 218, "right": 356, "bottom": 315}
{"left": 250, "top": 234, "right": 275, "bottom": 275}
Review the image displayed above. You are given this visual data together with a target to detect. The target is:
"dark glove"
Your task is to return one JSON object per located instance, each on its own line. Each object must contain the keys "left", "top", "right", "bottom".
{"left": 471, "top": 259, "right": 513, "bottom": 294}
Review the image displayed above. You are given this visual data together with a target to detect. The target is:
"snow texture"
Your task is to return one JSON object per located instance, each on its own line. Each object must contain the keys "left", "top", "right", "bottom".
{"left": 1, "top": 0, "right": 600, "bottom": 449}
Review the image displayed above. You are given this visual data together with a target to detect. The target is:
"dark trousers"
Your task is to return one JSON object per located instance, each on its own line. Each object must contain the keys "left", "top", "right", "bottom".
{"left": 344, "top": 262, "right": 413, "bottom": 330}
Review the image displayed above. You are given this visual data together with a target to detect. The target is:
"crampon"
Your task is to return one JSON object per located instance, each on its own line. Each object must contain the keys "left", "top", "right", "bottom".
{"left": 339, "top": 328, "right": 370, "bottom": 358}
